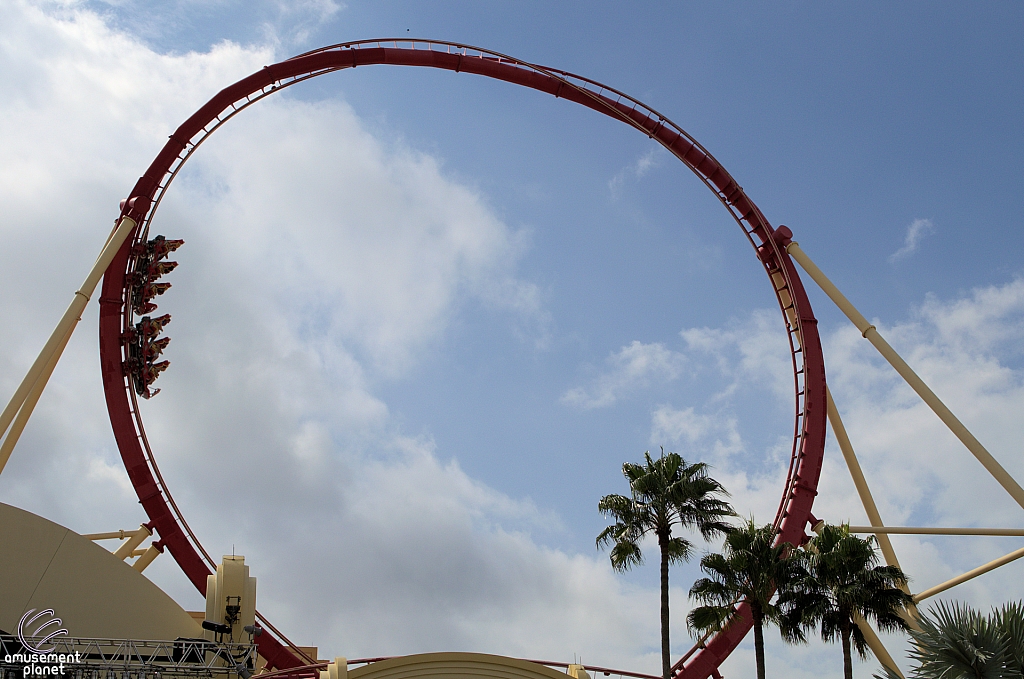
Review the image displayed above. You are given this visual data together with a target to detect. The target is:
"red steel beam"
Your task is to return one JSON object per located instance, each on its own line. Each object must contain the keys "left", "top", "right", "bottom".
{"left": 100, "top": 41, "right": 827, "bottom": 677}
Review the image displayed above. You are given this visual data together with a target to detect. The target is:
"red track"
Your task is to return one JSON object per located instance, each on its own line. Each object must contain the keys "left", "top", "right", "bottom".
{"left": 99, "top": 40, "right": 827, "bottom": 678}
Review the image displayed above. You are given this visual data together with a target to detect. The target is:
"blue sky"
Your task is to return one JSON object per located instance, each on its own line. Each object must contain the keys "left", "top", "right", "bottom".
{"left": 1, "top": 2, "right": 1023, "bottom": 679}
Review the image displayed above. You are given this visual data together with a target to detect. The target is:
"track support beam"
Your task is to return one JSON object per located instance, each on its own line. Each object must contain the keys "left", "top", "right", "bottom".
{"left": 826, "top": 386, "right": 920, "bottom": 627}
{"left": 113, "top": 523, "right": 153, "bottom": 560}
{"left": 913, "top": 544, "right": 1024, "bottom": 602}
{"left": 0, "top": 215, "right": 137, "bottom": 475}
{"left": 849, "top": 526, "right": 1024, "bottom": 536}
{"left": 853, "top": 612, "right": 905, "bottom": 679}
{"left": 826, "top": 387, "right": 903, "bottom": 571}
{"left": 788, "top": 241, "right": 1024, "bottom": 512}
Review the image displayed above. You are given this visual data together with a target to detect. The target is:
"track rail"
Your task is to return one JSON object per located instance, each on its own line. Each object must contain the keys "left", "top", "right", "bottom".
{"left": 99, "top": 39, "right": 827, "bottom": 677}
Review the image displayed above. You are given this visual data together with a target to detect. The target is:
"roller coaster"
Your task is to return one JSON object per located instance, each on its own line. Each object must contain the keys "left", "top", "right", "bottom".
{"left": 1, "top": 40, "right": 1021, "bottom": 679}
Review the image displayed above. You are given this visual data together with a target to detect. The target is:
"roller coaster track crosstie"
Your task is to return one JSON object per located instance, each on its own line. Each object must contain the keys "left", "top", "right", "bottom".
{"left": 97, "top": 40, "right": 828, "bottom": 678}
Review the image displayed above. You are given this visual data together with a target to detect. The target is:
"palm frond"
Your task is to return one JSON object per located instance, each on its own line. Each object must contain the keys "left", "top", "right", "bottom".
{"left": 689, "top": 577, "right": 735, "bottom": 607}
{"left": 607, "top": 538, "right": 644, "bottom": 572}
{"left": 908, "top": 600, "right": 1013, "bottom": 679}
{"left": 688, "top": 604, "right": 736, "bottom": 636}
{"left": 994, "top": 599, "right": 1024, "bottom": 676}
{"left": 664, "top": 536, "right": 694, "bottom": 564}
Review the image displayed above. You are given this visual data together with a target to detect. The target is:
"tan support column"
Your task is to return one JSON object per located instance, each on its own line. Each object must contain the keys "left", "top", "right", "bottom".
{"left": 113, "top": 524, "right": 152, "bottom": 560}
{"left": 853, "top": 612, "right": 905, "bottom": 679}
{"left": 826, "top": 387, "right": 920, "bottom": 627}
{"left": 827, "top": 387, "right": 903, "bottom": 569}
{"left": 83, "top": 529, "right": 134, "bottom": 541}
{"left": 849, "top": 526, "right": 1024, "bottom": 536}
{"left": 132, "top": 543, "right": 162, "bottom": 572}
{"left": 0, "top": 324, "right": 74, "bottom": 472}
{"left": 327, "top": 658, "right": 347, "bottom": 679}
{"left": 0, "top": 216, "right": 137, "bottom": 475}
{"left": 566, "top": 666, "right": 591, "bottom": 679}
{"left": 788, "top": 241, "right": 1024, "bottom": 512}
{"left": 913, "top": 544, "right": 1024, "bottom": 603}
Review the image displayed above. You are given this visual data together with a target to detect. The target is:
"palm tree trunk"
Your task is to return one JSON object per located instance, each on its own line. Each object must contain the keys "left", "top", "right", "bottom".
{"left": 752, "top": 606, "right": 766, "bottom": 679}
{"left": 660, "top": 534, "right": 671, "bottom": 679}
{"left": 841, "top": 620, "right": 853, "bottom": 679}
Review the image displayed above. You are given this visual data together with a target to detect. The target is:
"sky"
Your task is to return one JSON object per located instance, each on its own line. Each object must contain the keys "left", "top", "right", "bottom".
{"left": 1, "top": 2, "right": 1023, "bottom": 678}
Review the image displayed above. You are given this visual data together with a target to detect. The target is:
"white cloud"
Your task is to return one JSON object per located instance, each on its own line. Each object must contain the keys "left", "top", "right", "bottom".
{"left": 263, "top": 0, "right": 346, "bottom": 47}
{"left": 650, "top": 405, "right": 743, "bottom": 459}
{"left": 169, "top": 95, "right": 541, "bottom": 376}
{"left": 0, "top": 2, "right": 652, "bottom": 671}
{"left": 76, "top": 0, "right": 344, "bottom": 49}
{"left": 278, "top": 0, "right": 344, "bottom": 21}
{"left": 0, "top": 0, "right": 276, "bottom": 521}
{"left": 653, "top": 279, "right": 1024, "bottom": 678}
{"left": 678, "top": 308, "right": 794, "bottom": 400}
{"left": 888, "top": 218, "right": 935, "bottom": 263}
{"left": 561, "top": 340, "right": 687, "bottom": 409}
{"left": 608, "top": 148, "right": 661, "bottom": 196}
{"left": 252, "top": 437, "right": 658, "bottom": 660}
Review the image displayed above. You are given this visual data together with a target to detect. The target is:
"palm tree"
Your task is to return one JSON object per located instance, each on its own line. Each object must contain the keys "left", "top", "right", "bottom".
{"left": 875, "top": 599, "right": 1024, "bottom": 679}
{"left": 995, "top": 600, "right": 1024, "bottom": 677}
{"left": 597, "top": 449, "right": 733, "bottom": 679}
{"left": 688, "top": 519, "right": 799, "bottom": 679}
{"left": 906, "top": 601, "right": 1009, "bottom": 679}
{"left": 780, "top": 524, "right": 913, "bottom": 679}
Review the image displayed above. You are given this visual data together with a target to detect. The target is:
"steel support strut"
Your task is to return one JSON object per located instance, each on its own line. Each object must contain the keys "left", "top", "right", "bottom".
{"left": 787, "top": 240, "right": 1024, "bottom": 510}
{"left": 0, "top": 215, "right": 137, "bottom": 473}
